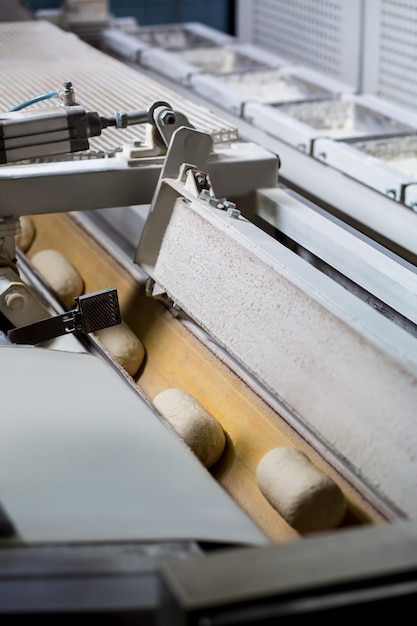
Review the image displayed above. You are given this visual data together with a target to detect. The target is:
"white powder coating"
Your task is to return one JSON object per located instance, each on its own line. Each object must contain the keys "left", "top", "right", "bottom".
{"left": 218, "top": 69, "right": 330, "bottom": 103}
{"left": 353, "top": 136, "right": 417, "bottom": 178}
{"left": 95, "top": 321, "right": 145, "bottom": 377}
{"left": 16, "top": 216, "right": 35, "bottom": 252}
{"left": 256, "top": 447, "right": 347, "bottom": 534}
{"left": 31, "top": 249, "right": 83, "bottom": 308}
{"left": 153, "top": 388, "right": 226, "bottom": 468}
{"left": 279, "top": 100, "right": 409, "bottom": 135}
{"left": 179, "top": 47, "right": 264, "bottom": 74}
{"left": 152, "top": 198, "right": 417, "bottom": 517}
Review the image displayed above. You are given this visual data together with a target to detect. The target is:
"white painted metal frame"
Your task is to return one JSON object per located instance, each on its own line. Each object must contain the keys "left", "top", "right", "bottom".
{"left": 404, "top": 184, "right": 417, "bottom": 211}
{"left": 311, "top": 136, "right": 417, "bottom": 203}
{"left": 256, "top": 187, "right": 417, "bottom": 324}
{"left": 0, "top": 141, "right": 278, "bottom": 217}
{"left": 100, "top": 27, "right": 149, "bottom": 63}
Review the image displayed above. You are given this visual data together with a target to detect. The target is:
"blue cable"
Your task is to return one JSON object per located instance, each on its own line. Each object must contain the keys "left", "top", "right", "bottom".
{"left": 8, "top": 91, "right": 58, "bottom": 112}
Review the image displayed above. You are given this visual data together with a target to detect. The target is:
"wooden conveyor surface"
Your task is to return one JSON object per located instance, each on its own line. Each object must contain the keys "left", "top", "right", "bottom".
{"left": 24, "top": 212, "right": 391, "bottom": 542}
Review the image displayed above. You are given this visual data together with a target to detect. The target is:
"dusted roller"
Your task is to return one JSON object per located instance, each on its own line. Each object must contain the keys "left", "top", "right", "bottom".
{"left": 95, "top": 320, "right": 145, "bottom": 377}
{"left": 256, "top": 447, "right": 346, "bottom": 534}
{"left": 31, "top": 249, "right": 83, "bottom": 308}
{"left": 153, "top": 388, "right": 226, "bottom": 468}
{"left": 16, "top": 216, "right": 36, "bottom": 252}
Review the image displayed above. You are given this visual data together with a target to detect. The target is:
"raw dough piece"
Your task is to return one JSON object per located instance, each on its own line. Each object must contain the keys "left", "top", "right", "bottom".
{"left": 256, "top": 447, "right": 346, "bottom": 534}
{"left": 31, "top": 249, "right": 83, "bottom": 308}
{"left": 153, "top": 388, "right": 226, "bottom": 467}
{"left": 16, "top": 216, "right": 36, "bottom": 252}
{"left": 95, "top": 321, "right": 145, "bottom": 377}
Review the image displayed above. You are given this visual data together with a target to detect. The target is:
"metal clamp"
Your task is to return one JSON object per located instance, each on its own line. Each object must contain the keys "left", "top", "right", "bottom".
{"left": 8, "top": 287, "right": 121, "bottom": 345}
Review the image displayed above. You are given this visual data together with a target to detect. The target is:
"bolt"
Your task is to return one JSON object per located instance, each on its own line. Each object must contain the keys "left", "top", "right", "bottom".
{"left": 318, "top": 152, "right": 327, "bottom": 160}
{"left": 226, "top": 207, "right": 241, "bottom": 219}
{"left": 160, "top": 110, "right": 176, "bottom": 125}
{"left": 195, "top": 172, "right": 207, "bottom": 187}
{"left": 385, "top": 189, "right": 396, "bottom": 200}
{"left": 63, "top": 81, "right": 72, "bottom": 89}
{"left": 4, "top": 290, "right": 25, "bottom": 311}
{"left": 410, "top": 203, "right": 417, "bottom": 213}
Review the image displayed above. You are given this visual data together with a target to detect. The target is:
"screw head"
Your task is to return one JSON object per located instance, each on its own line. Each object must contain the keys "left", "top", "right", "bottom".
{"left": 4, "top": 291, "right": 25, "bottom": 311}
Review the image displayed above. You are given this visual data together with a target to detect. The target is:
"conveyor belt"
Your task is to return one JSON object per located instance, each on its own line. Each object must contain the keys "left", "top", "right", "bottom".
{"left": 18, "top": 210, "right": 396, "bottom": 542}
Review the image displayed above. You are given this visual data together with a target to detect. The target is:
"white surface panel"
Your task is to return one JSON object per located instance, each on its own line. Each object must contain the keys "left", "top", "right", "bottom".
{"left": 0, "top": 346, "right": 266, "bottom": 545}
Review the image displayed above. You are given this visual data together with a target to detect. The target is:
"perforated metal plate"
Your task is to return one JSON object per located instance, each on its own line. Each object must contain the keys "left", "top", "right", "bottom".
{"left": 237, "top": 0, "right": 362, "bottom": 89}
{"left": 363, "top": 0, "right": 417, "bottom": 113}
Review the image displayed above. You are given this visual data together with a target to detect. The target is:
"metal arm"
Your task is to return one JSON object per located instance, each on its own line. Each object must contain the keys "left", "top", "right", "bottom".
{"left": 0, "top": 84, "right": 177, "bottom": 339}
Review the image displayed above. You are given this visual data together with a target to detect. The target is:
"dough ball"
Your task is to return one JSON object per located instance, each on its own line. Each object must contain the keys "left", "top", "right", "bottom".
{"left": 16, "top": 216, "right": 36, "bottom": 252}
{"left": 95, "top": 321, "right": 145, "bottom": 377}
{"left": 153, "top": 388, "right": 226, "bottom": 467}
{"left": 31, "top": 249, "right": 83, "bottom": 308}
{"left": 256, "top": 447, "right": 346, "bottom": 534}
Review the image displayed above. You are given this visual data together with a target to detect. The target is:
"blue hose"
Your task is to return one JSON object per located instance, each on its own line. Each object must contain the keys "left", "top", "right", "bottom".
{"left": 9, "top": 91, "right": 58, "bottom": 112}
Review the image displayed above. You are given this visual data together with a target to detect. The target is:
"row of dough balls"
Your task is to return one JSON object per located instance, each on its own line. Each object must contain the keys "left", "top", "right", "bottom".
{"left": 153, "top": 388, "right": 347, "bottom": 534}
{"left": 16, "top": 218, "right": 145, "bottom": 377}
{"left": 32, "top": 250, "right": 145, "bottom": 375}
{"left": 18, "top": 218, "right": 346, "bottom": 534}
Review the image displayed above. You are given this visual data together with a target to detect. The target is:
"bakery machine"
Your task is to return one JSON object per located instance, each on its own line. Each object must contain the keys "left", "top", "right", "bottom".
{"left": 1, "top": 16, "right": 417, "bottom": 622}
